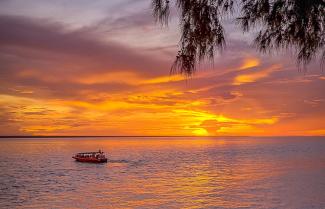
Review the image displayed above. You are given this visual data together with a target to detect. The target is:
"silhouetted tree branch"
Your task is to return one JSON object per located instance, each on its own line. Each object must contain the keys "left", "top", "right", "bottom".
{"left": 152, "top": 0, "right": 325, "bottom": 75}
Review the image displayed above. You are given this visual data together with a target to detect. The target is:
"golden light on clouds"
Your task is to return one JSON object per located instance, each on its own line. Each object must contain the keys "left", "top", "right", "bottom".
{"left": 239, "top": 57, "right": 260, "bottom": 70}
{"left": 75, "top": 71, "right": 142, "bottom": 85}
{"left": 234, "top": 65, "right": 281, "bottom": 85}
{"left": 188, "top": 128, "right": 208, "bottom": 136}
{"left": 0, "top": 87, "right": 281, "bottom": 136}
{"left": 143, "top": 74, "right": 185, "bottom": 84}
{"left": 0, "top": 10, "right": 324, "bottom": 137}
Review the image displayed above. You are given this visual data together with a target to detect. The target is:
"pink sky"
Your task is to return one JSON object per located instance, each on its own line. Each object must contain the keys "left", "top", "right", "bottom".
{"left": 0, "top": 0, "right": 324, "bottom": 136}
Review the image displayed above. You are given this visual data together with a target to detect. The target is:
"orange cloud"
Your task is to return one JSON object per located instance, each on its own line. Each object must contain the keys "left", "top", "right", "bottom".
{"left": 307, "top": 129, "right": 325, "bottom": 135}
{"left": 239, "top": 57, "right": 260, "bottom": 70}
{"left": 75, "top": 71, "right": 142, "bottom": 85}
{"left": 1, "top": 14, "right": 324, "bottom": 137}
{"left": 233, "top": 64, "right": 281, "bottom": 85}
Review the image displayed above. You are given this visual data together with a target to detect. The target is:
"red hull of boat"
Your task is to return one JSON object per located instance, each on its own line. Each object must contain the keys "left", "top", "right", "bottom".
{"left": 73, "top": 157, "right": 107, "bottom": 163}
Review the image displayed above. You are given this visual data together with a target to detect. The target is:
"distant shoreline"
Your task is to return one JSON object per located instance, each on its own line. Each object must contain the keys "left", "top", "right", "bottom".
{"left": 0, "top": 135, "right": 241, "bottom": 138}
{"left": 0, "top": 135, "right": 323, "bottom": 138}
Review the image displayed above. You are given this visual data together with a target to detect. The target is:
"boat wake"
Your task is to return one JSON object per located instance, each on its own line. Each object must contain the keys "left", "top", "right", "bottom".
{"left": 108, "top": 159, "right": 145, "bottom": 167}
{"left": 108, "top": 159, "right": 129, "bottom": 163}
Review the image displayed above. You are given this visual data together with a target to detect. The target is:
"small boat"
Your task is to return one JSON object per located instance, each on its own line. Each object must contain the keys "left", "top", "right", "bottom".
{"left": 72, "top": 150, "right": 108, "bottom": 163}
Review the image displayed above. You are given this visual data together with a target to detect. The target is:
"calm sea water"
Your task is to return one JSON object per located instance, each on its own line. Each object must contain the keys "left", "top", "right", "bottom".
{"left": 0, "top": 137, "right": 324, "bottom": 209}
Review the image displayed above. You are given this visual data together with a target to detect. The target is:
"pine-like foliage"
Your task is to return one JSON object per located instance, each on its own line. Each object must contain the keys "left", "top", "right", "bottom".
{"left": 152, "top": 0, "right": 325, "bottom": 75}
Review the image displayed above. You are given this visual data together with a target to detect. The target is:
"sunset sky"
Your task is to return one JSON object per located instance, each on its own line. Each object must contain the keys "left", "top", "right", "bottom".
{"left": 0, "top": 0, "right": 324, "bottom": 136}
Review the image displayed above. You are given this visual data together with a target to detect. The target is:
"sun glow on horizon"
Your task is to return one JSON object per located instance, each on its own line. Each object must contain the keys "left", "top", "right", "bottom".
{"left": 0, "top": 5, "right": 324, "bottom": 136}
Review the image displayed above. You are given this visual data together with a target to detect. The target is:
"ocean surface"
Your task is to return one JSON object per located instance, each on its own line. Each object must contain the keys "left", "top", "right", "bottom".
{"left": 0, "top": 137, "right": 324, "bottom": 209}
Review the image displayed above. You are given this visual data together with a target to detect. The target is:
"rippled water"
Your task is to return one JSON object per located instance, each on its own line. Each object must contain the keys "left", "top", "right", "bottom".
{"left": 0, "top": 137, "right": 324, "bottom": 208}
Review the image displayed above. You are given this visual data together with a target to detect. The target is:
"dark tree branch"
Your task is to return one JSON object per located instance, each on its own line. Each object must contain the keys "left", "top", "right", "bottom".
{"left": 152, "top": 0, "right": 325, "bottom": 75}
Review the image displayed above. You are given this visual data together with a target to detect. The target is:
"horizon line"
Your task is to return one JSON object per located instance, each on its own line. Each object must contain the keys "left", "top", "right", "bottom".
{"left": 0, "top": 135, "right": 324, "bottom": 138}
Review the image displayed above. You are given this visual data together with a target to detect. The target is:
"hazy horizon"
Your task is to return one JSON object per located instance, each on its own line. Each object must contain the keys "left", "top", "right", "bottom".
{"left": 1, "top": 135, "right": 324, "bottom": 138}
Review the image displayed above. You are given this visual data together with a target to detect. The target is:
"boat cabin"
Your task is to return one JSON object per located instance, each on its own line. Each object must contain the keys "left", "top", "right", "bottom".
{"left": 73, "top": 150, "right": 108, "bottom": 163}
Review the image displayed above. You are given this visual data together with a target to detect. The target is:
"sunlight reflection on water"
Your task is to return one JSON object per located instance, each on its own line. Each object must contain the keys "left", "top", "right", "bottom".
{"left": 0, "top": 137, "right": 324, "bottom": 208}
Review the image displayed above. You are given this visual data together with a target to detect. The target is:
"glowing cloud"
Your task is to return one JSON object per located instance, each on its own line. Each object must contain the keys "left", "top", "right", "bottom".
{"left": 239, "top": 57, "right": 260, "bottom": 70}
{"left": 234, "top": 65, "right": 281, "bottom": 85}
{"left": 0, "top": 4, "right": 324, "bottom": 136}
